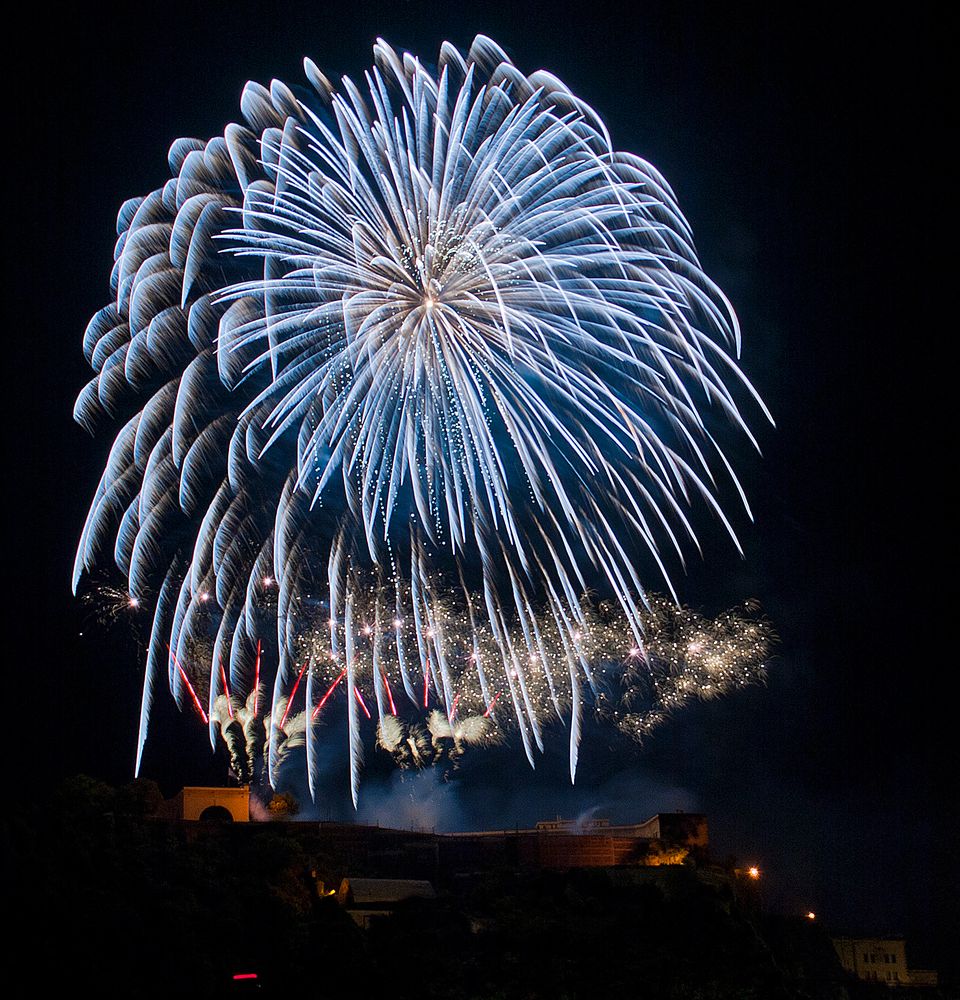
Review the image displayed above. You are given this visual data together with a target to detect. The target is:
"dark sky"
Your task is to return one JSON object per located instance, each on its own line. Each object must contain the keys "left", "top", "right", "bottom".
{"left": 10, "top": 0, "right": 953, "bottom": 975}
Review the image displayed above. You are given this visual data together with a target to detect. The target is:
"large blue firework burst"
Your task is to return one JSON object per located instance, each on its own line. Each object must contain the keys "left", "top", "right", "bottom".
{"left": 74, "top": 37, "right": 771, "bottom": 803}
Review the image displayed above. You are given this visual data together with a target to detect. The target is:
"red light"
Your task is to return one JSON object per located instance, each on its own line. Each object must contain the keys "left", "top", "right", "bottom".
{"left": 382, "top": 672, "right": 397, "bottom": 715}
{"left": 253, "top": 639, "right": 261, "bottom": 717}
{"left": 354, "top": 687, "right": 372, "bottom": 719}
{"left": 219, "top": 658, "right": 234, "bottom": 719}
{"left": 312, "top": 668, "right": 346, "bottom": 720}
{"left": 232, "top": 972, "right": 258, "bottom": 980}
{"left": 167, "top": 644, "right": 209, "bottom": 724}
{"left": 279, "top": 659, "right": 309, "bottom": 728}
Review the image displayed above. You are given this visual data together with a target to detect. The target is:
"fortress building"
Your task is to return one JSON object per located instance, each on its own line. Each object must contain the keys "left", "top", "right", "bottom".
{"left": 157, "top": 785, "right": 251, "bottom": 823}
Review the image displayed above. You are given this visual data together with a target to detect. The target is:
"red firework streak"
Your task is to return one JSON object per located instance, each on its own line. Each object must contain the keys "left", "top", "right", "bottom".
{"left": 382, "top": 672, "right": 397, "bottom": 715}
{"left": 219, "top": 658, "right": 234, "bottom": 719}
{"left": 252, "top": 639, "right": 262, "bottom": 716}
{"left": 279, "top": 660, "right": 309, "bottom": 728}
{"left": 423, "top": 650, "right": 431, "bottom": 707}
{"left": 166, "top": 644, "right": 208, "bottom": 724}
{"left": 483, "top": 693, "right": 500, "bottom": 718}
{"left": 450, "top": 693, "right": 461, "bottom": 719}
{"left": 311, "top": 668, "right": 346, "bottom": 720}
{"left": 354, "top": 688, "right": 372, "bottom": 719}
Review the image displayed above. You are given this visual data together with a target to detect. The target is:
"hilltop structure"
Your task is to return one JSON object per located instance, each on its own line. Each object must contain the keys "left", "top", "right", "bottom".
{"left": 154, "top": 787, "right": 707, "bottom": 875}
{"left": 157, "top": 785, "right": 251, "bottom": 823}
{"left": 832, "top": 936, "right": 938, "bottom": 988}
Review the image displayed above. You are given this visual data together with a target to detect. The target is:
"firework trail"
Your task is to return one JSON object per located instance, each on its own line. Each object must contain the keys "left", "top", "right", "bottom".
{"left": 73, "top": 37, "right": 771, "bottom": 804}
{"left": 211, "top": 694, "right": 246, "bottom": 780}
{"left": 208, "top": 591, "right": 771, "bottom": 784}
{"left": 293, "top": 588, "right": 771, "bottom": 769}
{"left": 271, "top": 710, "right": 308, "bottom": 775}
{"left": 80, "top": 584, "right": 143, "bottom": 626}
{"left": 212, "top": 688, "right": 266, "bottom": 783}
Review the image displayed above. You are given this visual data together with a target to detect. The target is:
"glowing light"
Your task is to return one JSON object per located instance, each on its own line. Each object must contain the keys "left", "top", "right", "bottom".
{"left": 382, "top": 672, "right": 397, "bottom": 716}
{"left": 252, "top": 639, "right": 261, "bottom": 718}
{"left": 806, "top": 911, "right": 816, "bottom": 920}
{"left": 167, "top": 644, "right": 208, "bottom": 725}
{"left": 72, "top": 35, "right": 770, "bottom": 804}
{"left": 279, "top": 660, "right": 309, "bottom": 728}
{"left": 219, "top": 659, "right": 233, "bottom": 719}
{"left": 312, "top": 668, "right": 346, "bottom": 720}
{"left": 354, "top": 687, "right": 372, "bottom": 719}
{"left": 748, "top": 866, "right": 761, "bottom": 880}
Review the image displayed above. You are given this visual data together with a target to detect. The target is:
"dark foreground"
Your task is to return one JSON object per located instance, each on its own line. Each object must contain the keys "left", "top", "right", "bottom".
{"left": 5, "top": 777, "right": 952, "bottom": 999}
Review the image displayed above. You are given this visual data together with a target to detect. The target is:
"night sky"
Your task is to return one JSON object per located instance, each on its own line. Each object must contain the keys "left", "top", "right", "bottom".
{"left": 11, "top": 0, "right": 954, "bottom": 976}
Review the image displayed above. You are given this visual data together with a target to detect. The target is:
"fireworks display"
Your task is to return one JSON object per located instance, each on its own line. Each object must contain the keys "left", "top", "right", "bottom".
{"left": 73, "top": 37, "right": 771, "bottom": 803}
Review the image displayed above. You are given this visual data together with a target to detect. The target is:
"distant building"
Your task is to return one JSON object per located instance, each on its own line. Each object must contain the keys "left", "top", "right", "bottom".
{"left": 158, "top": 786, "right": 250, "bottom": 823}
{"left": 440, "top": 813, "right": 707, "bottom": 870}
{"left": 531, "top": 813, "right": 708, "bottom": 846}
{"left": 831, "top": 937, "right": 937, "bottom": 987}
{"left": 337, "top": 877, "right": 436, "bottom": 929}
{"left": 152, "top": 797, "right": 706, "bottom": 876}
